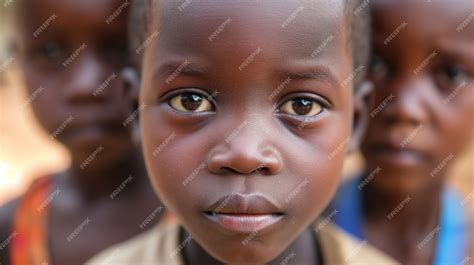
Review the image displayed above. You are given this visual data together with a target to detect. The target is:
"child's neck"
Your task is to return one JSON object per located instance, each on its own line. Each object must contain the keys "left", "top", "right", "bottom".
{"left": 362, "top": 175, "right": 445, "bottom": 264}
{"left": 64, "top": 148, "right": 148, "bottom": 200}
{"left": 182, "top": 226, "right": 320, "bottom": 265}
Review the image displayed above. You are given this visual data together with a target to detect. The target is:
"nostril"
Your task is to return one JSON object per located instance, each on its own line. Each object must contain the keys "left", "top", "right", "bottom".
{"left": 207, "top": 144, "right": 283, "bottom": 175}
{"left": 220, "top": 166, "right": 253, "bottom": 175}
{"left": 219, "top": 165, "right": 272, "bottom": 175}
{"left": 255, "top": 166, "right": 271, "bottom": 175}
{"left": 219, "top": 167, "right": 238, "bottom": 174}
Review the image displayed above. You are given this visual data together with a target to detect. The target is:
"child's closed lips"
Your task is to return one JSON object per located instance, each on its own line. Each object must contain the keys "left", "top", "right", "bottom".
{"left": 365, "top": 130, "right": 432, "bottom": 168}
{"left": 203, "top": 193, "right": 285, "bottom": 234}
{"left": 61, "top": 116, "right": 124, "bottom": 143}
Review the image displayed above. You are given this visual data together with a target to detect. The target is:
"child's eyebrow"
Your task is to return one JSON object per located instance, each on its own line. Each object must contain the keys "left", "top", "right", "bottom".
{"left": 436, "top": 43, "right": 474, "bottom": 63}
{"left": 277, "top": 67, "right": 340, "bottom": 89}
{"left": 153, "top": 61, "right": 209, "bottom": 81}
{"left": 152, "top": 61, "right": 341, "bottom": 89}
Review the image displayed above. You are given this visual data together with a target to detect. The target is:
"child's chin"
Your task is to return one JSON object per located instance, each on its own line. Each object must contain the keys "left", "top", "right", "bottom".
{"left": 373, "top": 173, "right": 429, "bottom": 194}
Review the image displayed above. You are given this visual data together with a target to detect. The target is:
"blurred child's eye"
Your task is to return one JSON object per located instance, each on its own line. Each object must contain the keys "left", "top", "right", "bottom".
{"left": 279, "top": 98, "right": 323, "bottom": 117}
{"left": 368, "top": 54, "right": 389, "bottom": 81}
{"left": 168, "top": 93, "right": 213, "bottom": 113}
{"left": 433, "top": 64, "right": 472, "bottom": 94}
{"left": 435, "top": 65, "right": 469, "bottom": 88}
{"left": 41, "top": 42, "right": 63, "bottom": 60}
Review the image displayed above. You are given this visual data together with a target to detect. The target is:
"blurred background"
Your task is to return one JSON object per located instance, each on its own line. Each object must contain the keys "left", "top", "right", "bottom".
{"left": 0, "top": 3, "right": 472, "bottom": 210}
{"left": 0, "top": 6, "right": 69, "bottom": 206}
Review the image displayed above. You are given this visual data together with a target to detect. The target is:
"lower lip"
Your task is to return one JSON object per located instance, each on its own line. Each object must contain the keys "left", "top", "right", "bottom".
{"left": 205, "top": 213, "right": 283, "bottom": 234}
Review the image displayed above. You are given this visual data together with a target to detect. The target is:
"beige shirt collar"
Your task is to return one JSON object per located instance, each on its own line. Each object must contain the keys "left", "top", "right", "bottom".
{"left": 87, "top": 221, "right": 399, "bottom": 265}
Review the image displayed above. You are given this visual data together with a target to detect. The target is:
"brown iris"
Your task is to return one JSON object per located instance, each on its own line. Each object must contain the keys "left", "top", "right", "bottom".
{"left": 169, "top": 93, "right": 213, "bottom": 113}
{"left": 280, "top": 98, "right": 323, "bottom": 117}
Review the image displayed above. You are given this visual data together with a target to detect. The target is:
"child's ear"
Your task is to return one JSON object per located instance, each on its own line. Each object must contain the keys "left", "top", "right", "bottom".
{"left": 348, "top": 80, "right": 374, "bottom": 154}
{"left": 122, "top": 67, "right": 141, "bottom": 147}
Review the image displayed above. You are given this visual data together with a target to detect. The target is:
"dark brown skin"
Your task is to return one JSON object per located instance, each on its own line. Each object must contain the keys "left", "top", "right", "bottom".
{"left": 362, "top": 0, "right": 474, "bottom": 264}
{"left": 0, "top": 1, "right": 162, "bottom": 264}
{"left": 127, "top": 1, "right": 371, "bottom": 264}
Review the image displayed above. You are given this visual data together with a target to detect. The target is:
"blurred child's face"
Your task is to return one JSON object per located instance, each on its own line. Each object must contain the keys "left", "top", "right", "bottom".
{"left": 16, "top": 0, "right": 134, "bottom": 171}
{"left": 363, "top": 0, "right": 474, "bottom": 193}
{"left": 139, "top": 1, "right": 363, "bottom": 263}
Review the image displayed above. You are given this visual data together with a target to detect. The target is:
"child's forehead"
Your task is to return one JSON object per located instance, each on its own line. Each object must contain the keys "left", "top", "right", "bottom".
{"left": 156, "top": 0, "right": 346, "bottom": 26}
{"left": 19, "top": 0, "right": 126, "bottom": 27}
{"left": 18, "top": 0, "right": 128, "bottom": 39}
{"left": 156, "top": 0, "right": 345, "bottom": 14}
{"left": 22, "top": 0, "right": 121, "bottom": 14}
{"left": 142, "top": 1, "right": 355, "bottom": 97}
{"left": 373, "top": 0, "right": 474, "bottom": 45}
{"left": 374, "top": 0, "right": 473, "bottom": 27}
{"left": 153, "top": 0, "right": 348, "bottom": 59}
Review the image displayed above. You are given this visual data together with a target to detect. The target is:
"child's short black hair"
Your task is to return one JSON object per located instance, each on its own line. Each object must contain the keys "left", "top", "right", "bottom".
{"left": 129, "top": 0, "right": 371, "bottom": 86}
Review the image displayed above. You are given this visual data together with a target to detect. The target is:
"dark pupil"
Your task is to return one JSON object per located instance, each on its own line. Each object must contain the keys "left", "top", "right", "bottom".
{"left": 181, "top": 94, "right": 203, "bottom": 111}
{"left": 444, "top": 66, "right": 463, "bottom": 82}
{"left": 370, "top": 56, "right": 387, "bottom": 76}
{"left": 292, "top": 99, "right": 312, "bottom": 115}
{"left": 43, "top": 42, "right": 61, "bottom": 59}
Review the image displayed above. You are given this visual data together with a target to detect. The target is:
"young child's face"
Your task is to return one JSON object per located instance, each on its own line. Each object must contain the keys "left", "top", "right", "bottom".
{"left": 362, "top": 0, "right": 474, "bottom": 193}
{"left": 16, "top": 0, "right": 134, "bottom": 171}
{"left": 139, "top": 1, "right": 363, "bottom": 263}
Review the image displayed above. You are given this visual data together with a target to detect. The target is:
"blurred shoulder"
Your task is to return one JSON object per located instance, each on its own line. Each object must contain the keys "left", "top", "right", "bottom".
{"left": 86, "top": 221, "right": 185, "bottom": 265}
{"left": 0, "top": 197, "right": 21, "bottom": 235}
{"left": 0, "top": 197, "right": 21, "bottom": 264}
{"left": 316, "top": 223, "right": 400, "bottom": 265}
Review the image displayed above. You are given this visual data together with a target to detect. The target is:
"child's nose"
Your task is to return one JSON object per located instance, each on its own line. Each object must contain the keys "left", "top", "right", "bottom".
{"left": 206, "top": 123, "right": 283, "bottom": 175}
{"left": 64, "top": 52, "right": 109, "bottom": 105}
{"left": 381, "top": 78, "right": 430, "bottom": 126}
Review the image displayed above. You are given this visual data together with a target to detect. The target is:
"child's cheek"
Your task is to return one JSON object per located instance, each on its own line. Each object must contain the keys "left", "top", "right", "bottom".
{"left": 284, "top": 149, "right": 344, "bottom": 218}
{"left": 277, "top": 111, "right": 350, "bottom": 216}
{"left": 141, "top": 109, "right": 179, "bottom": 193}
{"left": 437, "top": 82, "right": 474, "bottom": 155}
{"left": 141, "top": 112, "right": 208, "bottom": 211}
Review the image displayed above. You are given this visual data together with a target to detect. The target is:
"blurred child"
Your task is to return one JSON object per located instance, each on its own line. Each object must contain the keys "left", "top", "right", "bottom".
{"left": 88, "top": 0, "right": 398, "bottom": 264}
{"left": 329, "top": 0, "right": 474, "bottom": 264}
{"left": 0, "top": 1, "right": 162, "bottom": 264}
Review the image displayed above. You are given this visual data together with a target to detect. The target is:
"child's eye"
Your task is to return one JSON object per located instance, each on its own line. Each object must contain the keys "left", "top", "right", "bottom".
{"left": 41, "top": 42, "right": 63, "bottom": 60}
{"left": 434, "top": 64, "right": 471, "bottom": 92}
{"left": 438, "top": 65, "right": 468, "bottom": 83}
{"left": 168, "top": 93, "right": 213, "bottom": 113}
{"left": 368, "top": 54, "right": 389, "bottom": 81}
{"left": 279, "top": 98, "right": 323, "bottom": 117}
